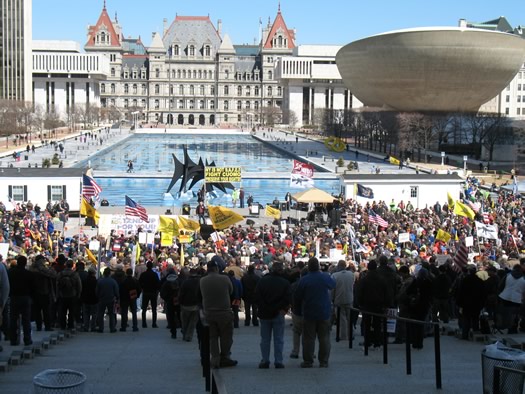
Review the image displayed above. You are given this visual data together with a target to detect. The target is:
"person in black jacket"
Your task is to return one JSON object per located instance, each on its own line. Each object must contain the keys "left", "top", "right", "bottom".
{"left": 30, "top": 255, "right": 57, "bottom": 331}
{"left": 406, "top": 268, "right": 433, "bottom": 349}
{"left": 456, "top": 266, "right": 487, "bottom": 340}
{"left": 8, "top": 255, "right": 35, "bottom": 345}
{"left": 255, "top": 262, "right": 291, "bottom": 369}
{"left": 241, "top": 265, "right": 260, "bottom": 327}
{"left": 139, "top": 261, "right": 161, "bottom": 328}
{"left": 356, "top": 260, "right": 388, "bottom": 348}
{"left": 119, "top": 268, "right": 142, "bottom": 332}
{"left": 432, "top": 265, "right": 451, "bottom": 323}
{"left": 179, "top": 268, "right": 200, "bottom": 342}
{"left": 80, "top": 267, "right": 98, "bottom": 332}
{"left": 160, "top": 272, "right": 179, "bottom": 339}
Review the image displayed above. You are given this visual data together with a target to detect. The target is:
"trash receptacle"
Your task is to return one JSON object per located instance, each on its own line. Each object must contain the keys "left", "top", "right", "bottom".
{"left": 481, "top": 343, "right": 525, "bottom": 394}
{"left": 182, "top": 203, "right": 191, "bottom": 215}
{"left": 33, "top": 369, "right": 86, "bottom": 393}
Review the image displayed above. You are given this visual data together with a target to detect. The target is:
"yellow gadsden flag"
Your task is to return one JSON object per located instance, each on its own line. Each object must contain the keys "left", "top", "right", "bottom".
{"left": 158, "top": 215, "right": 180, "bottom": 236}
{"left": 454, "top": 200, "right": 475, "bottom": 220}
{"left": 85, "top": 247, "right": 98, "bottom": 265}
{"left": 177, "top": 215, "right": 201, "bottom": 233}
{"left": 389, "top": 156, "right": 400, "bottom": 166}
{"left": 80, "top": 197, "right": 100, "bottom": 225}
{"left": 447, "top": 192, "right": 455, "bottom": 209}
{"left": 435, "top": 229, "right": 452, "bottom": 243}
{"left": 208, "top": 205, "right": 244, "bottom": 230}
{"left": 265, "top": 205, "right": 281, "bottom": 220}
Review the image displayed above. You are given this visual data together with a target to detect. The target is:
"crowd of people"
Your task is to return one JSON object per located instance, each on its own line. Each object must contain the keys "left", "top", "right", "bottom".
{"left": 1, "top": 175, "right": 525, "bottom": 369}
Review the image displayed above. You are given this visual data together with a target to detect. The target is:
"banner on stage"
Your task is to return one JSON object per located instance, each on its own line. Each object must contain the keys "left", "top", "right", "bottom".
{"left": 98, "top": 214, "right": 160, "bottom": 237}
{"left": 205, "top": 167, "right": 242, "bottom": 183}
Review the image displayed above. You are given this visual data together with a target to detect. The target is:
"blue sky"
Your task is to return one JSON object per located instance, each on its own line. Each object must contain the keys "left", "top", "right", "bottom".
{"left": 33, "top": 0, "right": 524, "bottom": 48}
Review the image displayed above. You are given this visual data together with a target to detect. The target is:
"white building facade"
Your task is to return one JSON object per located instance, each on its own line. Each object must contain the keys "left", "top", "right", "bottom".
{"left": 0, "top": 168, "right": 83, "bottom": 210}
{"left": 342, "top": 174, "right": 463, "bottom": 210}
{"left": 276, "top": 45, "right": 363, "bottom": 128}
{"left": 32, "top": 40, "right": 110, "bottom": 119}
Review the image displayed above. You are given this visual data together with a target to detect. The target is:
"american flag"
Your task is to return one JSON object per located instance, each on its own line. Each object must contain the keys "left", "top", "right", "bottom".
{"left": 125, "top": 196, "right": 149, "bottom": 222}
{"left": 82, "top": 174, "right": 102, "bottom": 199}
{"left": 452, "top": 241, "right": 469, "bottom": 273}
{"left": 368, "top": 210, "right": 388, "bottom": 228}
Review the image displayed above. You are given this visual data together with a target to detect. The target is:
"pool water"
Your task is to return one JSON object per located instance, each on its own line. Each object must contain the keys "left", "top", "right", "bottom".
{"left": 96, "top": 177, "right": 341, "bottom": 208}
{"left": 79, "top": 134, "right": 304, "bottom": 174}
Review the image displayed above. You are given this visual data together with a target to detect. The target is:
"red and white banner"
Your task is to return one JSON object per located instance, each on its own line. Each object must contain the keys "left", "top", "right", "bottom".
{"left": 291, "top": 160, "right": 314, "bottom": 189}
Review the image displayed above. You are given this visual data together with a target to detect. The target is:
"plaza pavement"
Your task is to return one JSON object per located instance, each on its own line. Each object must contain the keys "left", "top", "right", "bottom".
{"left": 0, "top": 310, "right": 513, "bottom": 394}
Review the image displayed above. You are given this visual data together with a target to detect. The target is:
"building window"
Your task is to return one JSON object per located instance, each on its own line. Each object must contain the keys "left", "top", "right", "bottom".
{"left": 141, "top": 99, "right": 146, "bottom": 107}
{"left": 224, "top": 114, "right": 229, "bottom": 122}
{"left": 518, "top": 108, "right": 521, "bottom": 115}
{"left": 519, "top": 96, "right": 522, "bottom": 103}
{"left": 519, "top": 84, "right": 522, "bottom": 91}
{"left": 205, "top": 45, "right": 211, "bottom": 57}
{"left": 237, "top": 101, "right": 242, "bottom": 110}
{"left": 132, "top": 99, "right": 137, "bottom": 107}
{"left": 141, "top": 84, "right": 146, "bottom": 94}
{"left": 268, "top": 70, "right": 273, "bottom": 80}
{"left": 124, "top": 99, "right": 129, "bottom": 108}
{"left": 254, "top": 101, "right": 259, "bottom": 110}
{"left": 189, "top": 100, "right": 194, "bottom": 109}
{"left": 110, "top": 99, "right": 115, "bottom": 107}
{"left": 193, "top": 70, "right": 197, "bottom": 79}
{"left": 155, "top": 84, "right": 160, "bottom": 94}
{"left": 154, "top": 100, "right": 160, "bottom": 109}
{"left": 410, "top": 187, "right": 418, "bottom": 198}
{"left": 189, "top": 45, "right": 195, "bottom": 56}
{"left": 224, "top": 101, "right": 229, "bottom": 110}
{"left": 190, "top": 85, "right": 195, "bottom": 95}
{"left": 198, "top": 70, "right": 202, "bottom": 79}
{"left": 277, "top": 86, "right": 282, "bottom": 96}
{"left": 111, "top": 84, "right": 116, "bottom": 94}
{"left": 224, "top": 86, "right": 229, "bottom": 95}
{"left": 254, "top": 86, "right": 259, "bottom": 96}
{"left": 199, "top": 100, "right": 205, "bottom": 109}
{"left": 225, "top": 70, "right": 229, "bottom": 79}
{"left": 210, "top": 86, "right": 215, "bottom": 95}
{"left": 178, "top": 99, "right": 184, "bottom": 109}
{"left": 238, "top": 114, "right": 242, "bottom": 122}
{"left": 124, "top": 84, "right": 129, "bottom": 94}
{"left": 101, "top": 84, "right": 106, "bottom": 93}
{"left": 237, "top": 86, "right": 242, "bottom": 96}
{"left": 267, "top": 86, "right": 272, "bottom": 96}
{"left": 200, "top": 85, "right": 205, "bottom": 95}
{"left": 246, "top": 101, "right": 251, "bottom": 110}
{"left": 50, "top": 185, "right": 64, "bottom": 201}
{"left": 210, "top": 100, "right": 215, "bottom": 109}
{"left": 246, "top": 86, "right": 251, "bottom": 96}
{"left": 177, "top": 70, "right": 181, "bottom": 79}
{"left": 505, "top": 107, "right": 510, "bottom": 115}
{"left": 111, "top": 68, "right": 115, "bottom": 77}
{"left": 179, "top": 85, "right": 184, "bottom": 95}
{"left": 174, "top": 45, "right": 179, "bottom": 56}
{"left": 506, "top": 95, "right": 510, "bottom": 103}
{"left": 11, "top": 185, "right": 25, "bottom": 201}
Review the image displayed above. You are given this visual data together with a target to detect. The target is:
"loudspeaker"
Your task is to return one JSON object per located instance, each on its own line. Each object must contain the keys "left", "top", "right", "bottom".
{"left": 199, "top": 224, "right": 214, "bottom": 240}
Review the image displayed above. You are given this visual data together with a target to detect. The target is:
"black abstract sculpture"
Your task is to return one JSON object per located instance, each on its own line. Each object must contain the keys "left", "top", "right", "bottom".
{"left": 166, "top": 145, "right": 234, "bottom": 195}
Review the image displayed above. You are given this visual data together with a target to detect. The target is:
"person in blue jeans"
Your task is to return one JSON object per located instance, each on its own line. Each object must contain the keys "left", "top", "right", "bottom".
{"left": 255, "top": 262, "right": 291, "bottom": 369}
{"left": 294, "top": 257, "right": 336, "bottom": 368}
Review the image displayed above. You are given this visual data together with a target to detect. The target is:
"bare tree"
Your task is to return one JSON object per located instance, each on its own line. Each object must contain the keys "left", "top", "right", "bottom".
{"left": 282, "top": 108, "right": 298, "bottom": 128}
{"left": 480, "top": 114, "right": 513, "bottom": 161}
{"left": 261, "top": 105, "right": 281, "bottom": 126}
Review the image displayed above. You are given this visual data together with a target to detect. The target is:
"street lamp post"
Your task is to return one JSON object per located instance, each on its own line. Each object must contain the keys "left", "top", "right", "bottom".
{"left": 463, "top": 155, "right": 468, "bottom": 174}
{"left": 441, "top": 151, "right": 445, "bottom": 167}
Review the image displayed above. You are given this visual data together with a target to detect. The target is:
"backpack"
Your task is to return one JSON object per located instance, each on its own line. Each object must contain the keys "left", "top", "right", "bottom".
{"left": 59, "top": 274, "right": 75, "bottom": 297}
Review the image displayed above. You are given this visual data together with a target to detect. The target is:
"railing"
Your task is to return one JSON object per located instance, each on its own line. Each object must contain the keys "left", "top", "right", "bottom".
{"left": 337, "top": 307, "right": 442, "bottom": 390}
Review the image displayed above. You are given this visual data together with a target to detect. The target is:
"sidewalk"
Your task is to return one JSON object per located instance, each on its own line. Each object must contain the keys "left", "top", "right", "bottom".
{"left": 0, "top": 311, "right": 506, "bottom": 393}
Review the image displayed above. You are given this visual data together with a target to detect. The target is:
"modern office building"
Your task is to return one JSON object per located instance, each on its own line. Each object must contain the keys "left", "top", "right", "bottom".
{"left": 0, "top": 0, "right": 32, "bottom": 102}
{"left": 468, "top": 17, "right": 525, "bottom": 118}
{"left": 276, "top": 45, "right": 363, "bottom": 128}
{"left": 32, "top": 40, "right": 110, "bottom": 119}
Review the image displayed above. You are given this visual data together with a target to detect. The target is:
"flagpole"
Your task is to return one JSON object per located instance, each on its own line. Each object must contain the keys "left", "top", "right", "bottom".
{"left": 78, "top": 177, "right": 84, "bottom": 255}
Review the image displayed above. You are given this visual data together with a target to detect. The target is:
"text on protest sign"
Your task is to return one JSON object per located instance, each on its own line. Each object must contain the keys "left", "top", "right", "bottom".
{"left": 205, "top": 167, "right": 242, "bottom": 183}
